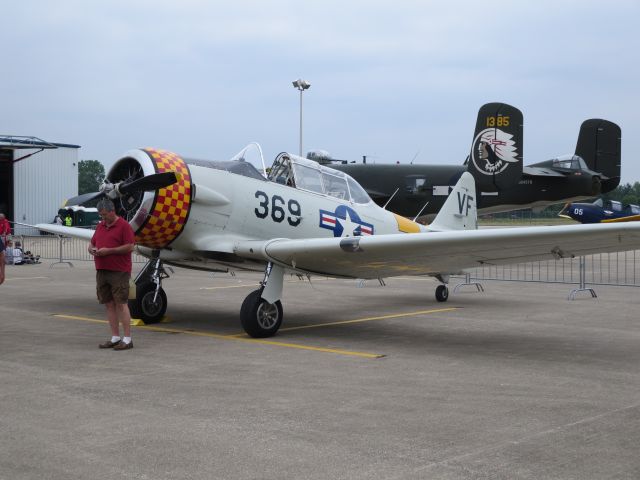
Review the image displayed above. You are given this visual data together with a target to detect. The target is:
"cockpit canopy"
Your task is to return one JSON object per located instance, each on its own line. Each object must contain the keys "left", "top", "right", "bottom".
{"left": 550, "top": 155, "right": 589, "bottom": 171}
{"left": 268, "top": 153, "right": 372, "bottom": 204}
{"left": 593, "top": 198, "right": 640, "bottom": 214}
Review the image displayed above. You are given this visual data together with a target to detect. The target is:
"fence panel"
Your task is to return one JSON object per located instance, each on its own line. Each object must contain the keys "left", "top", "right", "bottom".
{"left": 10, "top": 234, "right": 147, "bottom": 264}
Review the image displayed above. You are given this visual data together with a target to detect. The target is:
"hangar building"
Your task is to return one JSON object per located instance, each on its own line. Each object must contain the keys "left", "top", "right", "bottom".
{"left": 0, "top": 136, "right": 80, "bottom": 234}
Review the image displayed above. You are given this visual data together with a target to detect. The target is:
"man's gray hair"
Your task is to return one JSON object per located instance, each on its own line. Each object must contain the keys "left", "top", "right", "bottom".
{"left": 96, "top": 198, "right": 116, "bottom": 212}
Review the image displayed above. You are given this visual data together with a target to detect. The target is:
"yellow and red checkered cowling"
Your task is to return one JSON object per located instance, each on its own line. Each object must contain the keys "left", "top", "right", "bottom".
{"left": 134, "top": 148, "right": 192, "bottom": 248}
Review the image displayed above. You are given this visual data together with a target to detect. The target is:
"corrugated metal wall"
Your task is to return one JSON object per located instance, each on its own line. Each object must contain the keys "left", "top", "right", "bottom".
{"left": 13, "top": 147, "right": 79, "bottom": 233}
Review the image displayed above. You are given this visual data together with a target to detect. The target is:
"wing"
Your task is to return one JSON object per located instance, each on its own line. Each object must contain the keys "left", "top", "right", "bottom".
{"left": 602, "top": 216, "right": 640, "bottom": 223}
{"left": 35, "top": 224, "right": 94, "bottom": 241}
{"left": 234, "top": 222, "right": 640, "bottom": 279}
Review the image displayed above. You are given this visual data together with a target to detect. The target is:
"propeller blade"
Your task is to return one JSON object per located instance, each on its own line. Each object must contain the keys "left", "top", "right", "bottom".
{"left": 64, "top": 191, "right": 104, "bottom": 207}
{"left": 118, "top": 172, "right": 180, "bottom": 196}
{"left": 558, "top": 202, "right": 571, "bottom": 218}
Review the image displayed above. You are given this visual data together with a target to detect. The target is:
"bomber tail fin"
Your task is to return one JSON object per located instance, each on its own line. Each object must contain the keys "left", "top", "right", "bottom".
{"left": 466, "top": 102, "right": 523, "bottom": 192}
{"left": 574, "top": 119, "right": 621, "bottom": 193}
{"left": 428, "top": 172, "right": 477, "bottom": 232}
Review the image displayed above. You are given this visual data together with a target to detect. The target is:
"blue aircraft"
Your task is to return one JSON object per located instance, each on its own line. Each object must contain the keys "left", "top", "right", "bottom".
{"left": 560, "top": 198, "right": 640, "bottom": 223}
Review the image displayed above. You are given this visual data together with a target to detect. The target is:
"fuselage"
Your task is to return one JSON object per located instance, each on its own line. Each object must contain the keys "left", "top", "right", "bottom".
{"left": 331, "top": 162, "right": 603, "bottom": 221}
{"left": 564, "top": 200, "right": 640, "bottom": 224}
{"left": 114, "top": 149, "right": 425, "bottom": 272}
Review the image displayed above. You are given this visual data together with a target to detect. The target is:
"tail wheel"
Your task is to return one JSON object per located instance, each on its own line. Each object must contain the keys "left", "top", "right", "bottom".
{"left": 240, "top": 289, "right": 283, "bottom": 338}
{"left": 435, "top": 285, "right": 449, "bottom": 302}
{"left": 129, "top": 282, "right": 167, "bottom": 324}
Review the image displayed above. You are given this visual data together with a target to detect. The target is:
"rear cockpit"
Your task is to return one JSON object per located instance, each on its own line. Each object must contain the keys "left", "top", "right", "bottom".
{"left": 267, "top": 153, "right": 372, "bottom": 204}
{"left": 550, "top": 155, "right": 589, "bottom": 171}
{"left": 530, "top": 154, "right": 592, "bottom": 173}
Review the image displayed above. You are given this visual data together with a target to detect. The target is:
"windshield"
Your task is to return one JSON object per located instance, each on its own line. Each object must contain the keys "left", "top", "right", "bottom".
{"left": 228, "top": 142, "right": 268, "bottom": 177}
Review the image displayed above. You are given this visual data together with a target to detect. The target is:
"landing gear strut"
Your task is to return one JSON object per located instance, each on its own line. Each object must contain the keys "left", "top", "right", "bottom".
{"left": 129, "top": 250, "right": 170, "bottom": 324}
{"left": 240, "top": 262, "right": 284, "bottom": 338}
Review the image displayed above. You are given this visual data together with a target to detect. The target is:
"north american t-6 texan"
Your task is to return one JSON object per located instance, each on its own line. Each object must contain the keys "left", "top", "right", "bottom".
{"left": 326, "top": 103, "right": 621, "bottom": 222}
{"left": 37, "top": 134, "right": 639, "bottom": 338}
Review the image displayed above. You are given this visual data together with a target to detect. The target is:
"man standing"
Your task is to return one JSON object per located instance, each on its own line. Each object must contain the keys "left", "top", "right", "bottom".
{"left": 0, "top": 236, "right": 5, "bottom": 285}
{"left": 89, "top": 199, "right": 136, "bottom": 350}
{"left": 0, "top": 213, "right": 11, "bottom": 244}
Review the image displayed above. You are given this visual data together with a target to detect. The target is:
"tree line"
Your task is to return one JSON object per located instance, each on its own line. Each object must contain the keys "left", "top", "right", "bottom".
{"left": 601, "top": 181, "right": 640, "bottom": 206}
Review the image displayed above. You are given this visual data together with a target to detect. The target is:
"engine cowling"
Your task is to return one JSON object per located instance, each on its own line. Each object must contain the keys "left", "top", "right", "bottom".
{"left": 107, "top": 148, "right": 193, "bottom": 249}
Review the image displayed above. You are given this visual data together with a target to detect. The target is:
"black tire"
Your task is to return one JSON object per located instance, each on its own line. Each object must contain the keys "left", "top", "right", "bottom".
{"left": 128, "top": 282, "right": 167, "bottom": 324}
{"left": 240, "top": 289, "right": 283, "bottom": 338}
{"left": 435, "top": 284, "right": 449, "bottom": 302}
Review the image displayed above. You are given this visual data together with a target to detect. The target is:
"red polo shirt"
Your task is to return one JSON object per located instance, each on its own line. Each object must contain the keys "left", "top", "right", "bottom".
{"left": 91, "top": 216, "right": 136, "bottom": 273}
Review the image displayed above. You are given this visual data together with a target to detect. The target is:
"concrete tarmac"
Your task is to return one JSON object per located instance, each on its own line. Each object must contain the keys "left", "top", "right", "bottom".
{"left": 1, "top": 260, "right": 639, "bottom": 479}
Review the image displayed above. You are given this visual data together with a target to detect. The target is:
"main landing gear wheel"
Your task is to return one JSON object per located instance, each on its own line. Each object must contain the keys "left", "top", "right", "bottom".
{"left": 435, "top": 284, "right": 449, "bottom": 302}
{"left": 240, "top": 289, "right": 283, "bottom": 338}
{"left": 129, "top": 282, "right": 167, "bottom": 324}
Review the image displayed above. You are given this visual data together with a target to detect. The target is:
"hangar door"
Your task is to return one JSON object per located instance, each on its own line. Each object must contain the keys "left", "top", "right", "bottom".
{"left": 0, "top": 149, "right": 13, "bottom": 220}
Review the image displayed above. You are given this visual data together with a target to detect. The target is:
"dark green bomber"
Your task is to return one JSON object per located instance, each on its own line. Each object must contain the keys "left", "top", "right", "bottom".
{"left": 324, "top": 103, "right": 620, "bottom": 222}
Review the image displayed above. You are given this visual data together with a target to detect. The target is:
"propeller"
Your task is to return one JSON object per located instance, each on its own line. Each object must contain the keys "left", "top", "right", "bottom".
{"left": 558, "top": 202, "right": 571, "bottom": 219}
{"left": 65, "top": 171, "right": 180, "bottom": 207}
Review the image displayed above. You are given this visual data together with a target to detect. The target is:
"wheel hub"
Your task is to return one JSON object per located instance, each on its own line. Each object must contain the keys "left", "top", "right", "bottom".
{"left": 256, "top": 302, "right": 279, "bottom": 329}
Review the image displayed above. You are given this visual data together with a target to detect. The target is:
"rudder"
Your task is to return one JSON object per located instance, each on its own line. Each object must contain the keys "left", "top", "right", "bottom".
{"left": 574, "top": 119, "right": 621, "bottom": 193}
{"left": 467, "top": 102, "right": 523, "bottom": 192}
{"left": 428, "top": 172, "right": 477, "bottom": 232}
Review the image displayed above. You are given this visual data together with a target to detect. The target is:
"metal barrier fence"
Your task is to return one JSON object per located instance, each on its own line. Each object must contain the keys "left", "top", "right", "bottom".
{"left": 7, "top": 233, "right": 147, "bottom": 264}
{"left": 467, "top": 250, "right": 639, "bottom": 287}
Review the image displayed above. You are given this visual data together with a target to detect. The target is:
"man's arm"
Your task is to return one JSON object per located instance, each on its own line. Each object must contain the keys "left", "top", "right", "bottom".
{"left": 94, "top": 243, "right": 134, "bottom": 257}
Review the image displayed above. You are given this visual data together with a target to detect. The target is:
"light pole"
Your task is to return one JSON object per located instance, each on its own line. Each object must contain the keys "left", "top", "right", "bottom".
{"left": 292, "top": 78, "right": 310, "bottom": 156}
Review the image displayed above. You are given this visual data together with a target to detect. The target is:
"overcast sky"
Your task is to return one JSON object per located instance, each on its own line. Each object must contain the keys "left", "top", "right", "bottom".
{"left": 3, "top": 0, "right": 639, "bottom": 183}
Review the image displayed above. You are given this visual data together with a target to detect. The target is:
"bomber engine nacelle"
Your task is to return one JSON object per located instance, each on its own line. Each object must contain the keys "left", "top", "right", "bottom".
{"left": 106, "top": 148, "right": 193, "bottom": 249}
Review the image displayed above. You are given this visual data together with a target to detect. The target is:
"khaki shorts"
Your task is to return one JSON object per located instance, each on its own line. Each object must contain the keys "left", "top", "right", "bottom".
{"left": 96, "top": 270, "right": 131, "bottom": 304}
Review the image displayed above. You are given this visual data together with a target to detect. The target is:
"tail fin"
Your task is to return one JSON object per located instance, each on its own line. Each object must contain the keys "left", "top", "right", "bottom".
{"left": 574, "top": 119, "right": 621, "bottom": 193}
{"left": 467, "top": 102, "right": 523, "bottom": 192}
{"left": 428, "top": 172, "right": 477, "bottom": 232}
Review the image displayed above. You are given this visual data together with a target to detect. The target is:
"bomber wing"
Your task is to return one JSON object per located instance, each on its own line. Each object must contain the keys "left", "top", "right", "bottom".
{"left": 234, "top": 222, "right": 640, "bottom": 279}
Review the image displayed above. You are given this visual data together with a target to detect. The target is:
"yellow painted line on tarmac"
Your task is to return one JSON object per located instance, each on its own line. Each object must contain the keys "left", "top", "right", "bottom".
{"left": 52, "top": 314, "right": 383, "bottom": 359}
{"left": 274, "top": 307, "right": 460, "bottom": 333}
{"left": 53, "top": 314, "right": 108, "bottom": 325}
